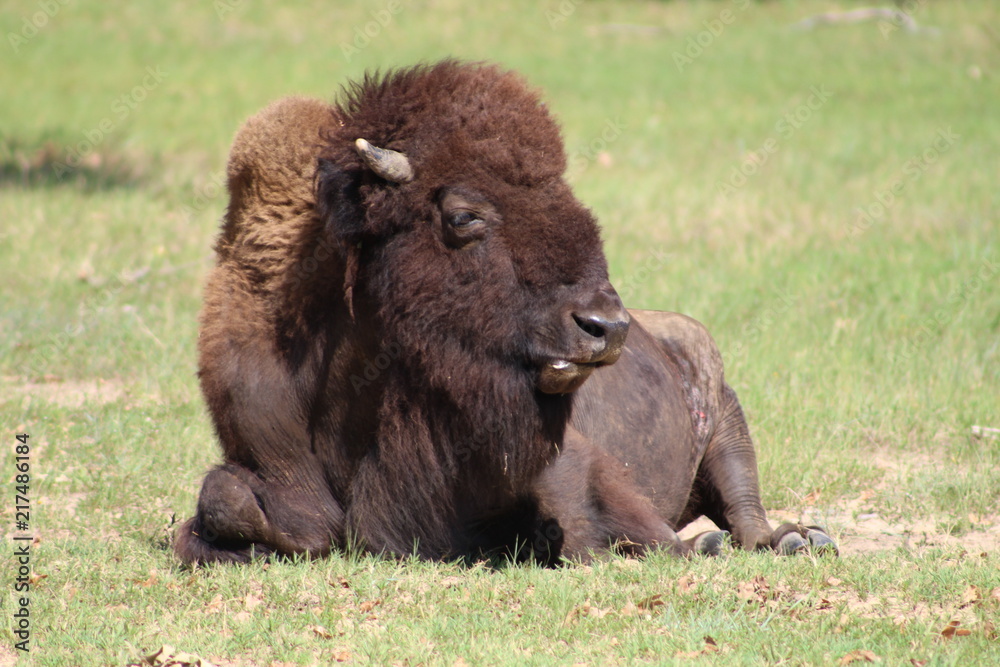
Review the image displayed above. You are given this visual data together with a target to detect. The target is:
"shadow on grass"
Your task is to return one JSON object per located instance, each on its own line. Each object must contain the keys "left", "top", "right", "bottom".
{"left": 0, "top": 136, "right": 155, "bottom": 191}
{"left": 162, "top": 530, "right": 562, "bottom": 572}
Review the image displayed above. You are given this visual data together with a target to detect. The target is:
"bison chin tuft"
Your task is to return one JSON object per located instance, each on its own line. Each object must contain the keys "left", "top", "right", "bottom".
{"left": 536, "top": 360, "right": 598, "bottom": 394}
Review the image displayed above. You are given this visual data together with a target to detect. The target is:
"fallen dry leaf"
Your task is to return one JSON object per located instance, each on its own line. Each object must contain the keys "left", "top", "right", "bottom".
{"left": 637, "top": 594, "right": 664, "bottom": 611}
{"left": 838, "top": 649, "right": 879, "bottom": 664}
{"left": 135, "top": 573, "right": 158, "bottom": 588}
{"left": 335, "top": 617, "right": 355, "bottom": 635}
{"left": 737, "top": 581, "right": 757, "bottom": 602}
{"left": 135, "top": 645, "right": 219, "bottom": 667}
{"left": 564, "top": 602, "right": 614, "bottom": 624}
{"left": 332, "top": 649, "right": 351, "bottom": 662}
{"left": 960, "top": 586, "right": 982, "bottom": 608}
{"left": 737, "top": 576, "right": 770, "bottom": 604}
{"left": 940, "top": 620, "right": 972, "bottom": 639}
{"left": 358, "top": 599, "right": 381, "bottom": 613}
{"left": 676, "top": 576, "right": 698, "bottom": 595}
{"left": 172, "top": 652, "right": 216, "bottom": 667}
{"left": 310, "top": 625, "right": 334, "bottom": 639}
{"left": 675, "top": 636, "right": 720, "bottom": 659}
{"left": 588, "top": 605, "right": 613, "bottom": 619}
{"left": 204, "top": 594, "right": 224, "bottom": 614}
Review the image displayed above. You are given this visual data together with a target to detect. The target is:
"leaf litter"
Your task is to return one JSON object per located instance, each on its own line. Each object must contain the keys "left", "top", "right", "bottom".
{"left": 130, "top": 645, "right": 217, "bottom": 667}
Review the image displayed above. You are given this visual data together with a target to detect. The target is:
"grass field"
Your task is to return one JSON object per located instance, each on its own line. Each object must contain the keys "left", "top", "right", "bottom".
{"left": 1, "top": 0, "right": 999, "bottom": 664}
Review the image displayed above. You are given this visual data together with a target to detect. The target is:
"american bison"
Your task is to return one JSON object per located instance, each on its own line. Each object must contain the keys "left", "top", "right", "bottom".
{"left": 175, "top": 60, "right": 835, "bottom": 565}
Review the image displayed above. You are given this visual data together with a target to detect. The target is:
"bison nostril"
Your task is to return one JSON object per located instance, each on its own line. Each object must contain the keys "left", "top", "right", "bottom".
{"left": 570, "top": 288, "right": 630, "bottom": 364}
{"left": 573, "top": 313, "right": 606, "bottom": 339}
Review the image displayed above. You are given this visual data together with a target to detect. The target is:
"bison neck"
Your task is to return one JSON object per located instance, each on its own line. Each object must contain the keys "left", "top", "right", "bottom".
{"left": 344, "top": 363, "right": 571, "bottom": 559}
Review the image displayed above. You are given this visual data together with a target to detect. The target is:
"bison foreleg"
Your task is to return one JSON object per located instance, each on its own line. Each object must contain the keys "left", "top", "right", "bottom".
{"left": 696, "top": 387, "right": 775, "bottom": 551}
{"left": 697, "top": 388, "right": 838, "bottom": 556}
{"left": 534, "top": 428, "right": 688, "bottom": 562}
{"left": 174, "top": 464, "right": 344, "bottom": 564}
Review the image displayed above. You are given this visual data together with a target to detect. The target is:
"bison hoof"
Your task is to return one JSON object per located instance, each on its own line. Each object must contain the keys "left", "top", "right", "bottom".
{"left": 776, "top": 530, "right": 809, "bottom": 555}
{"left": 692, "top": 530, "right": 731, "bottom": 556}
{"left": 771, "top": 523, "right": 838, "bottom": 557}
{"left": 805, "top": 526, "right": 839, "bottom": 556}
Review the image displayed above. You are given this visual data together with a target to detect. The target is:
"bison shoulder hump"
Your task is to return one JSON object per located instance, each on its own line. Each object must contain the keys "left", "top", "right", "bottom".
{"left": 227, "top": 96, "right": 335, "bottom": 206}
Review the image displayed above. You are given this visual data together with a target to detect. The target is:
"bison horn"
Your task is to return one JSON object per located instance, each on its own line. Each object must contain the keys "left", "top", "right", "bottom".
{"left": 354, "top": 138, "right": 414, "bottom": 183}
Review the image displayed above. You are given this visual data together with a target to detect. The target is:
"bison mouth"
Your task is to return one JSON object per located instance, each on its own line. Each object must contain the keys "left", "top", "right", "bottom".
{"left": 534, "top": 286, "right": 630, "bottom": 394}
{"left": 536, "top": 358, "right": 601, "bottom": 394}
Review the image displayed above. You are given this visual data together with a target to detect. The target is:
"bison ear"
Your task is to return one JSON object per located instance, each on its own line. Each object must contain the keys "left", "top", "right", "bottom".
{"left": 315, "top": 157, "right": 365, "bottom": 246}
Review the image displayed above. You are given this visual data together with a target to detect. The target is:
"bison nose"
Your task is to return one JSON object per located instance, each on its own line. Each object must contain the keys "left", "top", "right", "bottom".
{"left": 572, "top": 289, "right": 630, "bottom": 364}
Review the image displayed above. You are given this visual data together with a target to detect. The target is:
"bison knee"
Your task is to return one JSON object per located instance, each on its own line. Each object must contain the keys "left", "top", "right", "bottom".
{"left": 174, "top": 467, "right": 276, "bottom": 565}
{"left": 197, "top": 467, "right": 270, "bottom": 542}
{"left": 174, "top": 516, "right": 270, "bottom": 565}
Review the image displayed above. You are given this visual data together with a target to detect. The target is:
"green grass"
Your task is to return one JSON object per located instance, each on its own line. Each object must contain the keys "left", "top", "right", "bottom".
{"left": 1, "top": 0, "right": 999, "bottom": 664}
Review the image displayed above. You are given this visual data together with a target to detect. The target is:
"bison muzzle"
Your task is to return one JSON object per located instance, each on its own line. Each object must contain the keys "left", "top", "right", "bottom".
{"left": 175, "top": 60, "right": 835, "bottom": 565}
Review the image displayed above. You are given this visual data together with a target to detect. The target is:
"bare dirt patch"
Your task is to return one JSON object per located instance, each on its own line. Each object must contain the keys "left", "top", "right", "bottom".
{"left": 771, "top": 508, "right": 1000, "bottom": 556}
{"left": 2, "top": 375, "right": 127, "bottom": 408}
{"left": 679, "top": 511, "right": 1000, "bottom": 556}
{"left": 0, "top": 643, "right": 16, "bottom": 667}
{"left": 816, "top": 448, "right": 1000, "bottom": 555}
{"left": 680, "top": 446, "right": 1000, "bottom": 555}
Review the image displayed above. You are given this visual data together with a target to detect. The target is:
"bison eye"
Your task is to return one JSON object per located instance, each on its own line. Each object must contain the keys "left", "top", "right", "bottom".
{"left": 438, "top": 190, "right": 492, "bottom": 248}
{"left": 449, "top": 211, "right": 482, "bottom": 228}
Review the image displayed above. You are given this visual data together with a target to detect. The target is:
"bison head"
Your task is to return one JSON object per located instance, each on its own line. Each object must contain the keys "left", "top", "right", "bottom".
{"left": 316, "top": 61, "right": 628, "bottom": 398}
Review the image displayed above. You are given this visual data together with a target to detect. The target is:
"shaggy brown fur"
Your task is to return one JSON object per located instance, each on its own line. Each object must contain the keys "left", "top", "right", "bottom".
{"left": 175, "top": 60, "right": 835, "bottom": 565}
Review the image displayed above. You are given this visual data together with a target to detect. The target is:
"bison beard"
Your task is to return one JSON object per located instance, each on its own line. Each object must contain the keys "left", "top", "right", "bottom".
{"left": 175, "top": 60, "right": 836, "bottom": 566}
